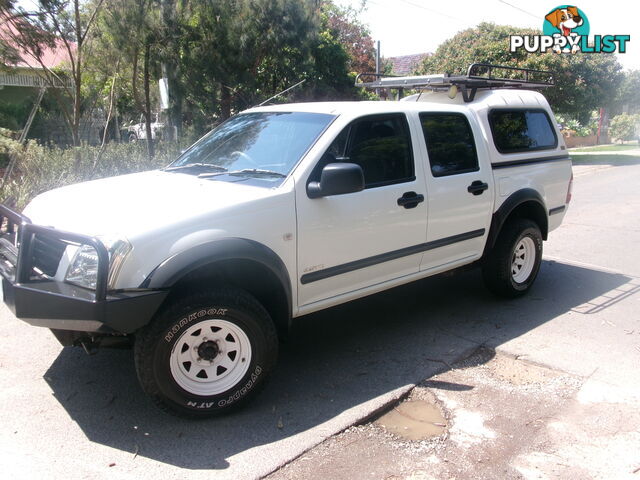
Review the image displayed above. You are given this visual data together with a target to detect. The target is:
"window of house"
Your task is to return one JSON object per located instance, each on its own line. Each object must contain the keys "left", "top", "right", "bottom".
{"left": 420, "top": 113, "right": 479, "bottom": 177}
{"left": 489, "top": 109, "right": 557, "bottom": 153}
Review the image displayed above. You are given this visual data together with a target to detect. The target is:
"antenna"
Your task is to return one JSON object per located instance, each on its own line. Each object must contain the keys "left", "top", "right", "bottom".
{"left": 257, "top": 79, "right": 307, "bottom": 107}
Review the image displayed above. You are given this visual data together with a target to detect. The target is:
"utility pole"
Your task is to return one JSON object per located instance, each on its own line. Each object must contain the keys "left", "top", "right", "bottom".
{"left": 376, "top": 40, "right": 380, "bottom": 75}
{"left": 160, "top": 0, "right": 178, "bottom": 141}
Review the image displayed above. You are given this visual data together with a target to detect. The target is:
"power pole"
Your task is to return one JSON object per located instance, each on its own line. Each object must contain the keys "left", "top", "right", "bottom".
{"left": 160, "top": 0, "right": 179, "bottom": 141}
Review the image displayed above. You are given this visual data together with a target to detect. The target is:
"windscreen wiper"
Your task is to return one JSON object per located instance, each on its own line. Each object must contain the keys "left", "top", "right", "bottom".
{"left": 199, "top": 168, "right": 286, "bottom": 179}
{"left": 228, "top": 169, "right": 287, "bottom": 178}
{"left": 164, "top": 163, "right": 228, "bottom": 173}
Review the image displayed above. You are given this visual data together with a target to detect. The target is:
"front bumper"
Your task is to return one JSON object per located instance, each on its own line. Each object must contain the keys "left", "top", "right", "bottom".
{"left": 0, "top": 204, "right": 167, "bottom": 334}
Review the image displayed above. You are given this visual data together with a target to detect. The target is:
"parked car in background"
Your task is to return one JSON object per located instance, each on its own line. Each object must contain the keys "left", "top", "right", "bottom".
{"left": 123, "top": 113, "right": 165, "bottom": 142}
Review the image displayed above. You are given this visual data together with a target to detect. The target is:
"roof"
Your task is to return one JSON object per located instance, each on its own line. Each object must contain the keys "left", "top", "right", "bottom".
{"left": 0, "top": 22, "right": 74, "bottom": 70}
{"left": 387, "top": 53, "right": 430, "bottom": 76}
{"left": 246, "top": 89, "right": 551, "bottom": 116}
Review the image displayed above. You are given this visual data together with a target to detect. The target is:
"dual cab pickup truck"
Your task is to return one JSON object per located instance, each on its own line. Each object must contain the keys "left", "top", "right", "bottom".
{"left": 0, "top": 67, "right": 572, "bottom": 417}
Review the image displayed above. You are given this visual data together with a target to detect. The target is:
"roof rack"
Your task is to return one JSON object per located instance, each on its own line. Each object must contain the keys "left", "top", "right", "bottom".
{"left": 354, "top": 63, "right": 555, "bottom": 102}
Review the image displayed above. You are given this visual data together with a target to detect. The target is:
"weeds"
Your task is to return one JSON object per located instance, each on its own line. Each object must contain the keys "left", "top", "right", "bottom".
{"left": 0, "top": 133, "right": 183, "bottom": 210}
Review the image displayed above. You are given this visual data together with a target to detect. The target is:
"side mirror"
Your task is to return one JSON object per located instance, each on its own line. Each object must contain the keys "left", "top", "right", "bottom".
{"left": 307, "top": 163, "right": 364, "bottom": 199}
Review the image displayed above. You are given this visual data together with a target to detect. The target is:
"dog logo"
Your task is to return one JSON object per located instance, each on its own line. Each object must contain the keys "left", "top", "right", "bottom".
{"left": 510, "top": 5, "right": 629, "bottom": 55}
{"left": 545, "top": 6, "right": 584, "bottom": 37}
{"left": 543, "top": 5, "right": 589, "bottom": 53}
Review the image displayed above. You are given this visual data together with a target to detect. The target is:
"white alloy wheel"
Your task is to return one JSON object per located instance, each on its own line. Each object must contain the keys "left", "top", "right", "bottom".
{"left": 511, "top": 236, "right": 536, "bottom": 284}
{"left": 169, "top": 319, "right": 252, "bottom": 396}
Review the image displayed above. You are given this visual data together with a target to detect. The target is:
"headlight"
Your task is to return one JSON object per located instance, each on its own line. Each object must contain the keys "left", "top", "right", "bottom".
{"left": 65, "top": 244, "right": 100, "bottom": 289}
{"left": 65, "top": 237, "right": 132, "bottom": 290}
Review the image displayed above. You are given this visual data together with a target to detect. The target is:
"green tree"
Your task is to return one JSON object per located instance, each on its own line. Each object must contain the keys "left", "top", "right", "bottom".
{"left": 322, "top": 1, "right": 375, "bottom": 74}
{"left": 609, "top": 113, "right": 640, "bottom": 143}
{"left": 1, "top": 0, "right": 105, "bottom": 158}
{"left": 614, "top": 70, "right": 640, "bottom": 115}
{"left": 90, "top": 0, "right": 162, "bottom": 158}
{"left": 180, "top": 0, "right": 319, "bottom": 121}
{"left": 418, "top": 23, "right": 624, "bottom": 125}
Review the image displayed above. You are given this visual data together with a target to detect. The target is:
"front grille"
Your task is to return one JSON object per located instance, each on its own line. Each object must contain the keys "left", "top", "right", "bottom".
{"left": 31, "top": 234, "right": 67, "bottom": 277}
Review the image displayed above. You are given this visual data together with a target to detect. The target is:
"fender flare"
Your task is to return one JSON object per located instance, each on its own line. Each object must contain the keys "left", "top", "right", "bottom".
{"left": 484, "top": 189, "right": 548, "bottom": 255}
{"left": 141, "top": 238, "right": 292, "bottom": 319}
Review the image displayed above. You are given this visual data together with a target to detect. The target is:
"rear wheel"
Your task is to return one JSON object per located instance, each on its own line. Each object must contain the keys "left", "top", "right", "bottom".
{"left": 482, "top": 219, "right": 543, "bottom": 298}
{"left": 134, "top": 288, "right": 278, "bottom": 418}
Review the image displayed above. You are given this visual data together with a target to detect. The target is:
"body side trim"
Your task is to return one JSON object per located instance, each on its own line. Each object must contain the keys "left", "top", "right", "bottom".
{"left": 300, "top": 229, "right": 485, "bottom": 285}
{"left": 548, "top": 205, "right": 566, "bottom": 215}
{"left": 491, "top": 154, "right": 570, "bottom": 169}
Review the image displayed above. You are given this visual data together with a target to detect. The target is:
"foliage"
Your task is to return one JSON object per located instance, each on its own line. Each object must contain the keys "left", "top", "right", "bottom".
{"left": 555, "top": 112, "right": 598, "bottom": 137}
{"left": 609, "top": 113, "right": 640, "bottom": 143}
{"left": 322, "top": 1, "right": 375, "bottom": 74}
{"left": 418, "top": 23, "right": 624, "bottom": 125}
{"left": 0, "top": 101, "right": 29, "bottom": 131}
{"left": 180, "top": 0, "right": 316, "bottom": 120}
{"left": 614, "top": 70, "right": 640, "bottom": 115}
{"left": 0, "top": 140, "right": 178, "bottom": 208}
{"left": 1, "top": 0, "right": 106, "bottom": 152}
{"left": 0, "top": 127, "right": 21, "bottom": 168}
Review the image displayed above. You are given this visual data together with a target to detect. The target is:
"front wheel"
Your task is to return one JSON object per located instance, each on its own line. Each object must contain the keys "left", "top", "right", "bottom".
{"left": 134, "top": 288, "right": 278, "bottom": 418}
{"left": 482, "top": 219, "right": 543, "bottom": 298}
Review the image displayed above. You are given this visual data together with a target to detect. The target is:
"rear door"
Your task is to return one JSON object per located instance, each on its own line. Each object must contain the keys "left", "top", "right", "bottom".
{"left": 417, "top": 111, "right": 494, "bottom": 270}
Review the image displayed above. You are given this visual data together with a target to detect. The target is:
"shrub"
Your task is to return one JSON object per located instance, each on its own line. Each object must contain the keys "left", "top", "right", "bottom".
{"left": 555, "top": 113, "right": 598, "bottom": 137}
{"left": 0, "top": 141, "right": 182, "bottom": 210}
{"left": 0, "top": 128, "right": 21, "bottom": 169}
{"left": 609, "top": 113, "right": 640, "bottom": 143}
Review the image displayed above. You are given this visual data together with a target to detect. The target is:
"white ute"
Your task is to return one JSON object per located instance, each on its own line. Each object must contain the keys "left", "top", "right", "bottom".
{"left": 0, "top": 64, "right": 573, "bottom": 417}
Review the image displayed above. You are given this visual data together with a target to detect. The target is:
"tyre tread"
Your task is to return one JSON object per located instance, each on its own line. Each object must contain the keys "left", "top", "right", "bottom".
{"left": 134, "top": 287, "right": 277, "bottom": 418}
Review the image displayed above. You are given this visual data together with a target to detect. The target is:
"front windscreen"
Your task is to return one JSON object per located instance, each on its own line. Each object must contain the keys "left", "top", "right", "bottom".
{"left": 166, "top": 112, "right": 335, "bottom": 185}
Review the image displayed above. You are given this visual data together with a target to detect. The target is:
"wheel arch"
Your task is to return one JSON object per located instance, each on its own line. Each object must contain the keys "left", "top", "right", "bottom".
{"left": 484, "top": 188, "right": 548, "bottom": 257}
{"left": 141, "top": 238, "right": 292, "bottom": 337}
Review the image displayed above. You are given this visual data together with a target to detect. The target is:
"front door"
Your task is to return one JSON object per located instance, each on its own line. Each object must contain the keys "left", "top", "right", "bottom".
{"left": 296, "top": 113, "right": 428, "bottom": 307}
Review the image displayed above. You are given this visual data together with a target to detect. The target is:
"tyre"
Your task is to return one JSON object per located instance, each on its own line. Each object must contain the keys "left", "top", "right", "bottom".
{"left": 482, "top": 218, "right": 543, "bottom": 298}
{"left": 128, "top": 132, "right": 138, "bottom": 142}
{"left": 134, "top": 288, "right": 278, "bottom": 418}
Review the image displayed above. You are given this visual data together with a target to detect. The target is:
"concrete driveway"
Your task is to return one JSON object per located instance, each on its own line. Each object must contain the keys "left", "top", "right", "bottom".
{"left": 1, "top": 155, "right": 638, "bottom": 479}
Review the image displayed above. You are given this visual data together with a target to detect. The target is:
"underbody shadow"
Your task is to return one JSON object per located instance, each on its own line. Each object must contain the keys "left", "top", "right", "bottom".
{"left": 44, "top": 259, "right": 633, "bottom": 469}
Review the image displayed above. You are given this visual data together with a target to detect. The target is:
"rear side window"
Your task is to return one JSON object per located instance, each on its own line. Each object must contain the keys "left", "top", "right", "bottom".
{"left": 489, "top": 109, "right": 557, "bottom": 153}
{"left": 420, "top": 113, "right": 479, "bottom": 177}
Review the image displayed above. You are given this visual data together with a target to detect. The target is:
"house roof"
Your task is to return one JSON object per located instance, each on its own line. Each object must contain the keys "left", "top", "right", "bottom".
{"left": 0, "top": 22, "right": 74, "bottom": 70}
{"left": 387, "top": 53, "right": 430, "bottom": 76}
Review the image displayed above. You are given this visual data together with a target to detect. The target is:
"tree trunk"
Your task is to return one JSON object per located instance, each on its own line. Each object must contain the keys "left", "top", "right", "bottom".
{"left": 220, "top": 83, "right": 231, "bottom": 120}
{"left": 143, "top": 43, "right": 155, "bottom": 159}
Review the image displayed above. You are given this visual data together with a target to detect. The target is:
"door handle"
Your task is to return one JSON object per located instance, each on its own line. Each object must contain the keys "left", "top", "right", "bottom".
{"left": 397, "top": 191, "right": 424, "bottom": 209}
{"left": 467, "top": 180, "right": 489, "bottom": 196}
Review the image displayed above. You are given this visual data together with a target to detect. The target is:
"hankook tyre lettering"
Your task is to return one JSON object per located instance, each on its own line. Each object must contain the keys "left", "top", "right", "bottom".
{"left": 134, "top": 289, "right": 277, "bottom": 417}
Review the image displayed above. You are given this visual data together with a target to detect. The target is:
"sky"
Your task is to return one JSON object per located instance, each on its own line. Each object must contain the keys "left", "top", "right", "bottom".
{"left": 335, "top": 0, "right": 639, "bottom": 71}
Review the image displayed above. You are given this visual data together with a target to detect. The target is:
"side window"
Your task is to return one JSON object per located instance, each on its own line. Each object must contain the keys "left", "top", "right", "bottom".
{"left": 489, "top": 109, "right": 557, "bottom": 153}
{"left": 420, "top": 113, "right": 479, "bottom": 177}
{"left": 322, "top": 114, "right": 415, "bottom": 188}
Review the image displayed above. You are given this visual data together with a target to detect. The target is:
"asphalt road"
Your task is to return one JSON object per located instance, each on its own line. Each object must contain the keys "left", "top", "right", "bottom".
{"left": 1, "top": 155, "right": 638, "bottom": 480}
